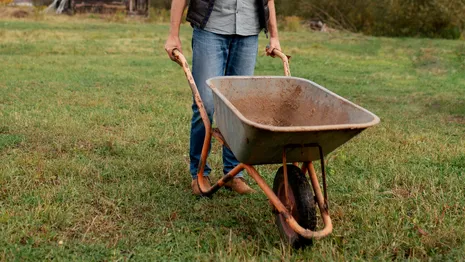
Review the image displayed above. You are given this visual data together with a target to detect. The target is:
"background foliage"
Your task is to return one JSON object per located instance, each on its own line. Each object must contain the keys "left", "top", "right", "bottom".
{"left": 146, "top": 0, "right": 465, "bottom": 39}
{"left": 0, "top": 0, "right": 14, "bottom": 6}
{"left": 274, "top": 0, "right": 465, "bottom": 39}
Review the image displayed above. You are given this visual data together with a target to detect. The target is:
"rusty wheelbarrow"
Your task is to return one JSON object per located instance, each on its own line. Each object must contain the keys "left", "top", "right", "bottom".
{"left": 172, "top": 48, "right": 380, "bottom": 248}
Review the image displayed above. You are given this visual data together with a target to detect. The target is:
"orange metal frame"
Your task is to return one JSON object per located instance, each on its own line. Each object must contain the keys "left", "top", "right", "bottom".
{"left": 173, "top": 49, "right": 333, "bottom": 239}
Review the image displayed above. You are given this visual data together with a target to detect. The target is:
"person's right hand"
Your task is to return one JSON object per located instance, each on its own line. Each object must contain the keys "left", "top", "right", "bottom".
{"left": 164, "top": 35, "right": 182, "bottom": 64}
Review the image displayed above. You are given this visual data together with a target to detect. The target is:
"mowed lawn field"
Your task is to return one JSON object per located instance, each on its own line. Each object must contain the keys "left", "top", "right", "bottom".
{"left": 1, "top": 13, "right": 465, "bottom": 261}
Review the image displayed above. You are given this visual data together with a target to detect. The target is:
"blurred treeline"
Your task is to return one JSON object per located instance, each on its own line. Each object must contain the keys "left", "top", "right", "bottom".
{"left": 274, "top": 0, "right": 465, "bottom": 39}
{"left": 152, "top": 0, "right": 465, "bottom": 39}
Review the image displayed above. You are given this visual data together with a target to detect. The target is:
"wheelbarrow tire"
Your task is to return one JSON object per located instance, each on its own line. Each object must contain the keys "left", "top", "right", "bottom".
{"left": 273, "top": 165, "right": 317, "bottom": 249}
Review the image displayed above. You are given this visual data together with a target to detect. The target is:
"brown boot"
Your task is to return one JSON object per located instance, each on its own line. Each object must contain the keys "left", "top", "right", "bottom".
{"left": 224, "top": 177, "right": 256, "bottom": 195}
{"left": 191, "top": 177, "right": 211, "bottom": 196}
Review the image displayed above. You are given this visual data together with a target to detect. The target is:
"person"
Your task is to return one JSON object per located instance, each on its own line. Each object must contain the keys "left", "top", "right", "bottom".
{"left": 165, "top": 0, "right": 281, "bottom": 195}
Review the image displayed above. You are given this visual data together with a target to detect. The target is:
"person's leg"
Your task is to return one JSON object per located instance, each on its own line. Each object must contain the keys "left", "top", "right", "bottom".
{"left": 225, "top": 35, "right": 259, "bottom": 76}
{"left": 222, "top": 34, "right": 259, "bottom": 176}
{"left": 190, "top": 27, "right": 229, "bottom": 180}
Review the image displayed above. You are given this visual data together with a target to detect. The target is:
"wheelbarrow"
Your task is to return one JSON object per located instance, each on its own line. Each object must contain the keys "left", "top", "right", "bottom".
{"left": 172, "top": 48, "right": 380, "bottom": 248}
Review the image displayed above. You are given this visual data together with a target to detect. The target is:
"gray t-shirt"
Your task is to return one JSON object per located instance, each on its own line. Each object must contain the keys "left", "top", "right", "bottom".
{"left": 204, "top": 0, "right": 261, "bottom": 36}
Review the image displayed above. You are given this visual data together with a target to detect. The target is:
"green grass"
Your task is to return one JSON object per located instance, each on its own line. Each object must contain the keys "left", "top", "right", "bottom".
{"left": 1, "top": 12, "right": 465, "bottom": 261}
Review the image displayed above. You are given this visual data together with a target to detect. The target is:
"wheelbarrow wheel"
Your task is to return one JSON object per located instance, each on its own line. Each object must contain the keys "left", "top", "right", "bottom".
{"left": 273, "top": 165, "right": 317, "bottom": 249}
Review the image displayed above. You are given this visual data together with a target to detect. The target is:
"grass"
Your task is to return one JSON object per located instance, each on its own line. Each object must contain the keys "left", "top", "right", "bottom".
{"left": 1, "top": 8, "right": 465, "bottom": 261}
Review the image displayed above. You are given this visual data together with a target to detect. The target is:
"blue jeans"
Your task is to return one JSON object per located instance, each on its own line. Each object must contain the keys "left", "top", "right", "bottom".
{"left": 190, "top": 27, "right": 258, "bottom": 179}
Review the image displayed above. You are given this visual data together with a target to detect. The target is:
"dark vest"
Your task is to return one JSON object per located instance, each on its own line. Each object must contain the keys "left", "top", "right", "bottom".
{"left": 186, "top": 0, "right": 269, "bottom": 34}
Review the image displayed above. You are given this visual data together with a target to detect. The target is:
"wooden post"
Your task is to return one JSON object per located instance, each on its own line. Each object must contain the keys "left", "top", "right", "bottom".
{"left": 146, "top": 0, "right": 149, "bottom": 16}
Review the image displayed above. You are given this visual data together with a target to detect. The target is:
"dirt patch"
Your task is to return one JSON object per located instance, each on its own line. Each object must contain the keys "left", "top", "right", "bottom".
{"left": 447, "top": 115, "right": 465, "bottom": 124}
{"left": 0, "top": 6, "right": 34, "bottom": 18}
{"left": 426, "top": 99, "right": 465, "bottom": 119}
{"left": 228, "top": 84, "right": 348, "bottom": 127}
{"left": 12, "top": 9, "right": 29, "bottom": 18}
{"left": 229, "top": 85, "right": 306, "bottom": 126}
{"left": 413, "top": 48, "right": 447, "bottom": 75}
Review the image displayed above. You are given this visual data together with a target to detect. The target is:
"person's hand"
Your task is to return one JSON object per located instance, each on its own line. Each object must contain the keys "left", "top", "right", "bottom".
{"left": 164, "top": 35, "right": 182, "bottom": 65}
{"left": 266, "top": 37, "right": 281, "bottom": 57}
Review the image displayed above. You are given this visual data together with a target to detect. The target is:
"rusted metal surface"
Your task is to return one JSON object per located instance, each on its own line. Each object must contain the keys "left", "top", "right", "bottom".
{"left": 245, "top": 163, "right": 332, "bottom": 239}
{"left": 271, "top": 49, "right": 291, "bottom": 77}
{"left": 173, "top": 50, "right": 242, "bottom": 198}
{"left": 287, "top": 143, "right": 329, "bottom": 204}
{"left": 212, "top": 128, "right": 227, "bottom": 147}
{"left": 315, "top": 146, "right": 328, "bottom": 205}
{"left": 173, "top": 49, "right": 213, "bottom": 183}
{"left": 304, "top": 161, "right": 333, "bottom": 238}
{"left": 199, "top": 164, "right": 245, "bottom": 197}
{"left": 282, "top": 150, "right": 291, "bottom": 210}
{"left": 275, "top": 171, "right": 299, "bottom": 237}
{"left": 207, "top": 76, "right": 380, "bottom": 164}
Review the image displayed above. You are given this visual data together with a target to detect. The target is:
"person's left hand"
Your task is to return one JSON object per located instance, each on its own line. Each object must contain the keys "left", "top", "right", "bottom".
{"left": 266, "top": 37, "right": 281, "bottom": 57}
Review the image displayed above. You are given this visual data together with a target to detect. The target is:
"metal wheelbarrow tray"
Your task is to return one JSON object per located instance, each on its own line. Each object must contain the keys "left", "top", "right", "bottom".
{"left": 207, "top": 76, "right": 380, "bottom": 165}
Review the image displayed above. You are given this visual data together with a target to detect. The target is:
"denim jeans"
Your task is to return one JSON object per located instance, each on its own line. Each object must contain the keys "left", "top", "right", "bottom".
{"left": 190, "top": 27, "right": 258, "bottom": 179}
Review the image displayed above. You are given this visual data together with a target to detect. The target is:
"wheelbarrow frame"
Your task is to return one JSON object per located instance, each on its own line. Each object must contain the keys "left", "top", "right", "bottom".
{"left": 173, "top": 48, "right": 334, "bottom": 239}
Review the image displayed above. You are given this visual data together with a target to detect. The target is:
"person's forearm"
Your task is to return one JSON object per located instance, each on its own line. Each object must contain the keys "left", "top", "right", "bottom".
{"left": 169, "top": 0, "right": 187, "bottom": 37}
{"left": 267, "top": 0, "right": 279, "bottom": 38}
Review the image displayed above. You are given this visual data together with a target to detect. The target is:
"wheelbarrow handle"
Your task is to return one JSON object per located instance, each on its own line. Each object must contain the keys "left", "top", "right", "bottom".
{"left": 266, "top": 46, "right": 291, "bottom": 77}
{"left": 172, "top": 48, "right": 186, "bottom": 67}
{"left": 171, "top": 48, "right": 213, "bottom": 186}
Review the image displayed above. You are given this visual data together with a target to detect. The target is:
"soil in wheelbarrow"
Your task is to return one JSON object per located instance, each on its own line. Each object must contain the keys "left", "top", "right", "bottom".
{"left": 228, "top": 84, "right": 350, "bottom": 127}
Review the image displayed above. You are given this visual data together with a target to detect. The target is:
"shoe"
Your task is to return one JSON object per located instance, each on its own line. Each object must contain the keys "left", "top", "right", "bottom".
{"left": 191, "top": 176, "right": 211, "bottom": 196}
{"left": 224, "top": 177, "right": 256, "bottom": 195}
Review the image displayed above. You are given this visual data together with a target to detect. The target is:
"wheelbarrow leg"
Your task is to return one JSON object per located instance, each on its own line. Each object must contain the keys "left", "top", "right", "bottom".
{"left": 244, "top": 164, "right": 333, "bottom": 239}
{"left": 198, "top": 164, "right": 245, "bottom": 197}
{"left": 304, "top": 162, "right": 333, "bottom": 237}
